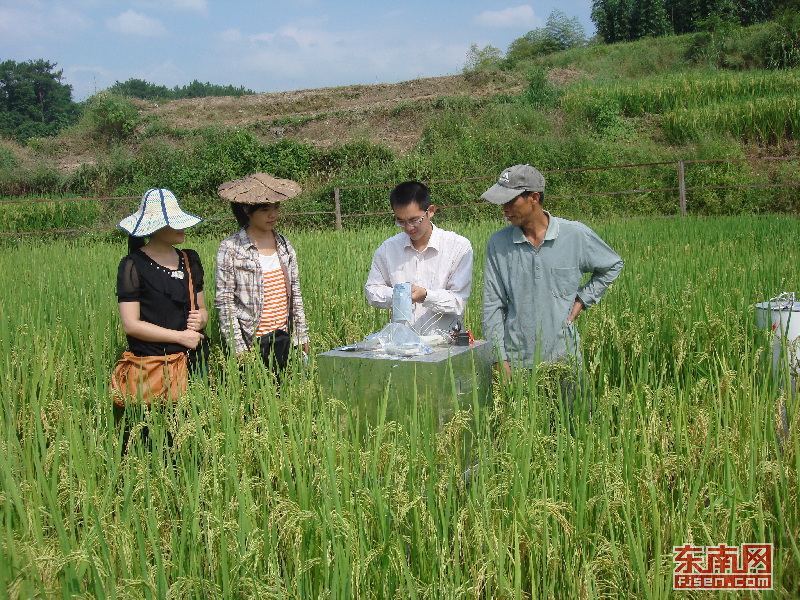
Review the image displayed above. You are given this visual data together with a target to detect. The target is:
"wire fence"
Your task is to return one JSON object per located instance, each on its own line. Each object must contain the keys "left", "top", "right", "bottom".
{"left": 334, "top": 156, "right": 800, "bottom": 227}
{"left": 2, "top": 156, "right": 799, "bottom": 236}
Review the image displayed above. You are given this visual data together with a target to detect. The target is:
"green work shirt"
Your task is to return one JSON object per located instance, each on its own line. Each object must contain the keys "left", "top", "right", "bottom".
{"left": 482, "top": 212, "right": 623, "bottom": 367}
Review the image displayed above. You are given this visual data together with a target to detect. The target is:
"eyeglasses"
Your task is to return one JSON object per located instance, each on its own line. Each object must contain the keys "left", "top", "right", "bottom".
{"left": 395, "top": 208, "right": 429, "bottom": 228}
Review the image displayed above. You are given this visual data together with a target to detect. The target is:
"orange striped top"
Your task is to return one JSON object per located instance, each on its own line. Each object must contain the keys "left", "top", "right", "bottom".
{"left": 255, "top": 253, "right": 288, "bottom": 336}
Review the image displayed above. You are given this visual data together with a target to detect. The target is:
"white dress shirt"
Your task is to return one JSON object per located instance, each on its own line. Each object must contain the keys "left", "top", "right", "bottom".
{"left": 365, "top": 225, "right": 473, "bottom": 334}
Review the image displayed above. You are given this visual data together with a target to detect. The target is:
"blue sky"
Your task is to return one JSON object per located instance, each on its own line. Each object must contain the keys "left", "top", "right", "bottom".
{"left": 1, "top": 1, "right": 595, "bottom": 101}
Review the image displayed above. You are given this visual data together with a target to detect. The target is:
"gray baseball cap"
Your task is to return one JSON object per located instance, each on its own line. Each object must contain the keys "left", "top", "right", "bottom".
{"left": 481, "top": 164, "right": 546, "bottom": 205}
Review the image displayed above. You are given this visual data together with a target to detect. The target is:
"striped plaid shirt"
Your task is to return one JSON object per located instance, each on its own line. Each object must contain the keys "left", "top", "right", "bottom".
{"left": 215, "top": 228, "right": 309, "bottom": 354}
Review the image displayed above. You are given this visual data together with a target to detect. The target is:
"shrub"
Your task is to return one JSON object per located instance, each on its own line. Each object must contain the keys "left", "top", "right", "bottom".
{"left": 0, "top": 161, "right": 66, "bottom": 197}
{"left": 259, "top": 138, "right": 320, "bottom": 179}
{"left": 123, "top": 131, "right": 322, "bottom": 199}
{"left": 0, "top": 146, "right": 17, "bottom": 171}
{"left": 67, "top": 148, "right": 135, "bottom": 197}
{"left": 522, "top": 68, "right": 560, "bottom": 109}
{"left": 81, "top": 93, "right": 140, "bottom": 143}
{"left": 320, "top": 141, "right": 394, "bottom": 173}
{"left": 462, "top": 44, "right": 504, "bottom": 73}
{"left": 766, "top": 9, "right": 800, "bottom": 69}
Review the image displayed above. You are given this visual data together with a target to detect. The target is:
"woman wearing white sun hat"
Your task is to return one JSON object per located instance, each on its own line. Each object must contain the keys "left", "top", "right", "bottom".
{"left": 116, "top": 188, "right": 210, "bottom": 379}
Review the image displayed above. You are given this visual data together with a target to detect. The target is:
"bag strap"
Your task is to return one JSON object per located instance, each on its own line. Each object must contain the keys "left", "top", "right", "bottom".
{"left": 181, "top": 251, "right": 196, "bottom": 312}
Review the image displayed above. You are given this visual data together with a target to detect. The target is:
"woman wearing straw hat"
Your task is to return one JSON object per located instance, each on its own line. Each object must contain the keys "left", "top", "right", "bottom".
{"left": 215, "top": 173, "right": 310, "bottom": 372}
{"left": 116, "top": 188, "right": 209, "bottom": 378}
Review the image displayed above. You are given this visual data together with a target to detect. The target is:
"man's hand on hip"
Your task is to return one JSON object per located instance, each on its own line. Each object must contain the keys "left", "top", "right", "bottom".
{"left": 567, "top": 299, "right": 584, "bottom": 325}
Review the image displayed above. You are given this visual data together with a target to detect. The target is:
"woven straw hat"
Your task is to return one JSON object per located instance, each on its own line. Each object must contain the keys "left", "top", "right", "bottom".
{"left": 118, "top": 188, "right": 203, "bottom": 237}
{"left": 217, "top": 172, "right": 302, "bottom": 204}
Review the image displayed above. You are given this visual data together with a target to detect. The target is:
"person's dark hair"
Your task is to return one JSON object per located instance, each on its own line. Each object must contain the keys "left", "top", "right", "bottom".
{"left": 389, "top": 181, "right": 431, "bottom": 211}
{"left": 128, "top": 234, "right": 146, "bottom": 254}
{"left": 231, "top": 202, "right": 279, "bottom": 229}
{"left": 231, "top": 203, "right": 251, "bottom": 228}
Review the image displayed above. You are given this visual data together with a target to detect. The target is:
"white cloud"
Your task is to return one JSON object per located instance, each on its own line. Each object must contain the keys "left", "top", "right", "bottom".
{"left": 133, "top": 0, "right": 209, "bottom": 14}
{"left": 64, "top": 64, "right": 114, "bottom": 100}
{"left": 144, "top": 0, "right": 208, "bottom": 15}
{"left": 139, "top": 59, "right": 186, "bottom": 87}
{"left": 105, "top": 10, "right": 167, "bottom": 37}
{"left": 273, "top": 25, "right": 335, "bottom": 50}
{"left": 473, "top": 5, "right": 540, "bottom": 28}
{"left": 0, "top": 4, "right": 91, "bottom": 43}
{"left": 212, "top": 23, "right": 351, "bottom": 81}
{"left": 68, "top": 64, "right": 112, "bottom": 77}
{"left": 0, "top": 7, "right": 38, "bottom": 43}
{"left": 209, "top": 22, "right": 466, "bottom": 92}
{"left": 170, "top": 0, "right": 208, "bottom": 13}
{"left": 217, "top": 28, "right": 246, "bottom": 44}
{"left": 216, "top": 22, "right": 343, "bottom": 56}
{"left": 52, "top": 4, "right": 93, "bottom": 33}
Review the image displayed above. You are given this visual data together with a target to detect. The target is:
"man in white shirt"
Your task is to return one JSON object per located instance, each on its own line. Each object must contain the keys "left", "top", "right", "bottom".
{"left": 365, "top": 181, "right": 473, "bottom": 334}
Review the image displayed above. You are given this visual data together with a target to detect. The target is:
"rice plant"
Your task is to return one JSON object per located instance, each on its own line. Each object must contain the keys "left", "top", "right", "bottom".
{"left": 0, "top": 215, "right": 798, "bottom": 598}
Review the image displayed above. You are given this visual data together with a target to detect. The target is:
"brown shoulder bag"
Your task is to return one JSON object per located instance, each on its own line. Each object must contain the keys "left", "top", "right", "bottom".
{"left": 111, "top": 251, "right": 195, "bottom": 408}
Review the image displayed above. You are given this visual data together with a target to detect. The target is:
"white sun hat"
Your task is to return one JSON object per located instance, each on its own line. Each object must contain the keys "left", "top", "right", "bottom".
{"left": 118, "top": 188, "right": 203, "bottom": 237}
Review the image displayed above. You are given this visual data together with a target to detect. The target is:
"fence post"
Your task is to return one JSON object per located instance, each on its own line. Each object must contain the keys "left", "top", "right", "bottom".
{"left": 677, "top": 160, "right": 687, "bottom": 216}
{"left": 334, "top": 188, "right": 343, "bottom": 230}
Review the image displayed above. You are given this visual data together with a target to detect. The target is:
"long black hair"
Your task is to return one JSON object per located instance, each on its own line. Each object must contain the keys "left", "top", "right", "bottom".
{"left": 231, "top": 203, "right": 251, "bottom": 228}
{"left": 127, "top": 234, "right": 146, "bottom": 254}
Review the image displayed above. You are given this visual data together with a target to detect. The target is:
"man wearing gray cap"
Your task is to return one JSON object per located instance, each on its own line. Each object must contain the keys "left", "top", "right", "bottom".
{"left": 481, "top": 164, "right": 623, "bottom": 384}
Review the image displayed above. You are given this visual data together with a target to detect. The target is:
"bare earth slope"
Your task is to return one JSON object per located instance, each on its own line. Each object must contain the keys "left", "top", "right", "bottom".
{"left": 0, "top": 72, "right": 526, "bottom": 176}
{"left": 142, "top": 72, "right": 525, "bottom": 153}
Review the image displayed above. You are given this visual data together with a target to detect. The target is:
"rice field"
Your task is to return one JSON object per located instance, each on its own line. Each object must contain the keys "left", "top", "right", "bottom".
{"left": 0, "top": 215, "right": 798, "bottom": 598}
{"left": 562, "top": 70, "right": 800, "bottom": 117}
{"left": 561, "top": 69, "right": 800, "bottom": 144}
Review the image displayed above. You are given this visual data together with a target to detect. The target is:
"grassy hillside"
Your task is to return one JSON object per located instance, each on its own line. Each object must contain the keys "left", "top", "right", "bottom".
{"left": 1, "top": 21, "right": 799, "bottom": 232}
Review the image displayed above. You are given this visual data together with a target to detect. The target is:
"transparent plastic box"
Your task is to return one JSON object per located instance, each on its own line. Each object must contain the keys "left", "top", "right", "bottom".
{"left": 317, "top": 340, "right": 494, "bottom": 428}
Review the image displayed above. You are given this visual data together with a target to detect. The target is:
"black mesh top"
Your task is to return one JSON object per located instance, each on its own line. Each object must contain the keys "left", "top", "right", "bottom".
{"left": 116, "top": 247, "right": 205, "bottom": 358}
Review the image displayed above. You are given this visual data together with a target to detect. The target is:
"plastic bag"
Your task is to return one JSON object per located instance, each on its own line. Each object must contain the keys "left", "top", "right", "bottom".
{"left": 392, "top": 283, "right": 413, "bottom": 324}
{"left": 365, "top": 322, "right": 433, "bottom": 356}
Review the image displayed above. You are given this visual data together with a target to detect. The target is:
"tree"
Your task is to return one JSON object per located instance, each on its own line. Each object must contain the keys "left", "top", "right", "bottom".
{"left": 505, "top": 10, "right": 587, "bottom": 67}
{"left": 462, "top": 44, "right": 504, "bottom": 73}
{"left": 0, "top": 59, "right": 77, "bottom": 141}
{"left": 174, "top": 80, "right": 254, "bottom": 98}
{"left": 737, "top": 0, "right": 777, "bottom": 25}
{"left": 592, "top": 0, "right": 671, "bottom": 43}
{"left": 106, "top": 78, "right": 255, "bottom": 100}
{"left": 596, "top": 0, "right": 781, "bottom": 42}
{"left": 546, "top": 10, "right": 588, "bottom": 51}
{"left": 108, "top": 78, "right": 171, "bottom": 101}
{"left": 506, "top": 29, "right": 557, "bottom": 63}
